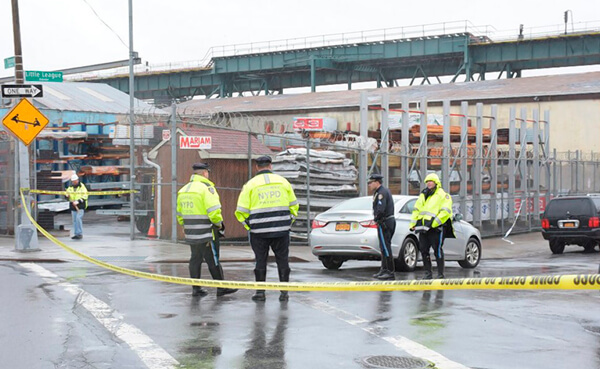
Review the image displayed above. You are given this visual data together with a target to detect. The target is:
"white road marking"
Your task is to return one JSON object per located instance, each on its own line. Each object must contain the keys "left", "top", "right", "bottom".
{"left": 298, "top": 295, "right": 470, "bottom": 369}
{"left": 21, "top": 263, "right": 179, "bottom": 369}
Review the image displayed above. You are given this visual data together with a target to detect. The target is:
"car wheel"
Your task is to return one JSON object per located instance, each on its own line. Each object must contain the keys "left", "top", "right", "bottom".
{"left": 458, "top": 237, "right": 481, "bottom": 268}
{"left": 320, "top": 256, "right": 344, "bottom": 270}
{"left": 583, "top": 240, "right": 597, "bottom": 253}
{"left": 395, "top": 237, "right": 418, "bottom": 272}
{"left": 549, "top": 239, "right": 565, "bottom": 254}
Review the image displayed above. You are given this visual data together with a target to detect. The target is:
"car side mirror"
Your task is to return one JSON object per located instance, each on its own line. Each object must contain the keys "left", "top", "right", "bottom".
{"left": 454, "top": 213, "right": 463, "bottom": 222}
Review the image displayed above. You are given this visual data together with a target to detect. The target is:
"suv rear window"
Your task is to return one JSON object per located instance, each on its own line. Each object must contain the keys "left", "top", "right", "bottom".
{"left": 545, "top": 198, "right": 594, "bottom": 217}
{"left": 593, "top": 198, "right": 600, "bottom": 212}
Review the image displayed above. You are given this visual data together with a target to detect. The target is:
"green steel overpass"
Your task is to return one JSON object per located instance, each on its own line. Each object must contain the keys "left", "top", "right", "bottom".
{"left": 85, "top": 22, "right": 600, "bottom": 103}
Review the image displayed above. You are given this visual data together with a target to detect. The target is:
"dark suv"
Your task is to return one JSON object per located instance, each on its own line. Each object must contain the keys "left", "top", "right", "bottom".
{"left": 541, "top": 196, "right": 600, "bottom": 254}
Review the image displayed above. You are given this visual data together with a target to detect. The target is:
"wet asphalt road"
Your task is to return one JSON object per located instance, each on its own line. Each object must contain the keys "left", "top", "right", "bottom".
{"left": 2, "top": 246, "right": 600, "bottom": 369}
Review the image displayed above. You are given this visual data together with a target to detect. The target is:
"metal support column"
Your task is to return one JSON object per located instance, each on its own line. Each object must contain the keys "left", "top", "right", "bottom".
{"left": 419, "top": 98, "right": 428, "bottom": 192}
{"left": 459, "top": 102, "right": 468, "bottom": 218}
{"left": 508, "top": 107, "right": 516, "bottom": 221}
{"left": 473, "top": 103, "right": 483, "bottom": 227}
{"left": 401, "top": 98, "right": 410, "bottom": 195}
{"left": 490, "top": 105, "right": 498, "bottom": 223}
{"left": 310, "top": 57, "right": 316, "bottom": 93}
{"left": 359, "top": 91, "right": 368, "bottom": 196}
{"left": 170, "top": 103, "right": 177, "bottom": 242}
{"left": 441, "top": 101, "right": 450, "bottom": 192}
{"left": 532, "top": 109, "right": 540, "bottom": 223}
{"left": 519, "top": 109, "right": 528, "bottom": 228}
{"left": 381, "top": 94, "right": 390, "bottom": 188}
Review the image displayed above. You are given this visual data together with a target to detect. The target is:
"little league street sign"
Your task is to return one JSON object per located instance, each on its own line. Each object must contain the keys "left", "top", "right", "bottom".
{"left": 1, "top": 98, "right": 49, "bottom": 145}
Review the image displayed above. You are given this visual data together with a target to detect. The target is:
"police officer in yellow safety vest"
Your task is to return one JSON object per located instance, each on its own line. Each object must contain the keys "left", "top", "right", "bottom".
{"left": 66, "top": 174, "right": 88, "bottom": 240}
{"left": 235, "top": 156, "right": 299, "bottom": 302}
{"left": 177, "top": 163, "right": 238, "bottom": 298}
{"left": 409, "top": 173, "right": 454, "bottom": 279}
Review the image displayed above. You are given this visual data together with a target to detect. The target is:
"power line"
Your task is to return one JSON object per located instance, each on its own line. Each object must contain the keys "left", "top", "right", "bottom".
{"left": 82, "top": 0, "right": 128, "bottom": 49}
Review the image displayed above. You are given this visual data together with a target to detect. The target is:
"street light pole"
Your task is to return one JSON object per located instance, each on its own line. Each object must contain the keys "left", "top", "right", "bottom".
{"left": 128, "top": 0, "right": 136, "bottom": 240}
{"left": 11, "top": 0, "right": 39, "bottom": 251}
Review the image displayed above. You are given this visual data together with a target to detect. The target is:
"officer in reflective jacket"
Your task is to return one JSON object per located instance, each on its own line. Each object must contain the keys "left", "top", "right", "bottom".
{"left": 409, "top": 173, "right": 454, "bottom": 279}
{"left": 177, "top": 163, "right": 237, "bottom": 297}
{"left": 66, "top": 174, "right": 88, "bottom": 240}
{"left": 235, "top": 156, "right": 299, "bottom": 302}
{"left": 368, "top": 173, "right": 396, "bottom": 280}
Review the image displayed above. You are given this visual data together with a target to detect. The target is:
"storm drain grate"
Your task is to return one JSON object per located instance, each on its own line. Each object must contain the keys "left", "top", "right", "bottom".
{"left": 361, "top": 355, "right": 432, "bottom": 369}
{"left": 91, "top": 256, "right": 147, "bottom": 262}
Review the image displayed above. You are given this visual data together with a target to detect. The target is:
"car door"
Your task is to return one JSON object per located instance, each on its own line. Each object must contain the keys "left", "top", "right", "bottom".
{"left": 443, "top": 217, "right": 465, "bottom": 260}
{"left": 393, "top": 198, "right": 416, "bottom": 257}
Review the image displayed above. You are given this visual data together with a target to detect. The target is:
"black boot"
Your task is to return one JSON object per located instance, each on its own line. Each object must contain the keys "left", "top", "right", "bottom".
{"left": 192, "top": 286, "right": 207, "bottom": 297}
{"left": 278, "top": 268, "right": 291, "bottom": 301}
{"left": 376, "top": 270, "right": 395, "bottom": 280}
{"left": 436, "top": 259, "right": 445, "bottom": 279}
{"left": 252, "top": 269, "right": 267, "bottom": 301}
{"left": 372, "top": 269, "right": 384, "bottom": 278}
{"left": 421, "top": 256, "right": 433, "bottom": 280}
{"left": 210, "top": 264, "right": 238, "bottom": 297}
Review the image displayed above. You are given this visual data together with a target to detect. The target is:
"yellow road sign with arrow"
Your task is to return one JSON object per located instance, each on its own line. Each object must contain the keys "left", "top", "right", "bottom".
{"left": 1, "top": 98, "right": 49, "bottom": 145}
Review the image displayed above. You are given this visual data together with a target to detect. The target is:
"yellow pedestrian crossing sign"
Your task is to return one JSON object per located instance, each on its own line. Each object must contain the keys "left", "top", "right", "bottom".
{"left": 1, "top": 98, "right": 49, "bottom": 146}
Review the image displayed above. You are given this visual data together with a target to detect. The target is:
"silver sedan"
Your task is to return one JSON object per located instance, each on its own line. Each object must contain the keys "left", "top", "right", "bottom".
{"left": 310, "top": 195, "right": 482, "bottom": 271}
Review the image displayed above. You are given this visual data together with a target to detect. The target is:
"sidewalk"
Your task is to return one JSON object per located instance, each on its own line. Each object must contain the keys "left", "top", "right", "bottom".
{"left": 0, "top": 213, "right": 546, "bottom": 264}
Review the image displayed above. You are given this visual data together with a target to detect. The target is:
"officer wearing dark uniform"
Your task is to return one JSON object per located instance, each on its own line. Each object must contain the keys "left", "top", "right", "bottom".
{"left": 368, "top": 173, "right": 396, "bottom": 280}
{"left": 177, "top": 163, "right": 238, "bottom": 297}
{"left": 235, "top": 156, "right": 299, "bottom": 301}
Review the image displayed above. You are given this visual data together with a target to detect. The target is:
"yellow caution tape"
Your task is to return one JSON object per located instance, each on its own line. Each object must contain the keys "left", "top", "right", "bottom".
{"left": 29, "top": 189, "right": 138, "bottom": 196}
{"left": 19, "top": 189, "right": 600, "bottom": 292}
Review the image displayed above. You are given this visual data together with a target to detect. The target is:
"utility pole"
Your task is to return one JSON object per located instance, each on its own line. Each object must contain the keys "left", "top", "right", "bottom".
{"left": 11, "top": 0, "right": 39, "bottom": 251}
{"left": 128, "top": 0, "right": 136, "bottom": 240}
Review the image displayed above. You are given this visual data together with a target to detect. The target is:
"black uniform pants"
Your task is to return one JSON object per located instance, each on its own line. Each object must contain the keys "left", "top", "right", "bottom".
{"left": 377, "top": 218, "right": 396, "bottom": 272}
{"left": 189, "top": 236, "right": 223, "bottom": 281}
{"left": 418, "top": 227, "right": 444, "bottom": 271}
{"left": 250, "top": 233, "right": 290, "bottom": 273}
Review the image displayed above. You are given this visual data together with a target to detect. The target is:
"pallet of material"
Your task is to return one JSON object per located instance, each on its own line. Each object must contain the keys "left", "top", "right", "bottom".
{"left": 79, "top": 166, "right": 130, "bottom": 176}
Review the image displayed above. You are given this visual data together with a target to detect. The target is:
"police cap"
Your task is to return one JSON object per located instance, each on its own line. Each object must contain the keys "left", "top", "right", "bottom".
{"left": 192, "top": 162, "right": 210, "bottom": 171}
{"left": 368, "top": 173, "right": 384, "bottom": 182}
{"left": 255, "top": 155, "right": 272, "bottom": 165}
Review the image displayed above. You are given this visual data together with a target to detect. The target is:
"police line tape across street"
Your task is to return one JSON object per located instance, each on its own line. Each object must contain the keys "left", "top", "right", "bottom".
{"left": 21, "top": 189, "right": 600, "bottom": 292}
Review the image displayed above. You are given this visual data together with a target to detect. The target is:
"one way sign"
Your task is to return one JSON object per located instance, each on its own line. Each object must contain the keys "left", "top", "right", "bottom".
{"left": 1, "top": 84, "right": 43, "bottom": 98}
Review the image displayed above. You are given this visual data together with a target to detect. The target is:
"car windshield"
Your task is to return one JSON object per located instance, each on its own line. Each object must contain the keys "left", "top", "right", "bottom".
{"left": 330, "top": 197, "right": 373, "bottom": 211}
{"left": 546, "top": 198, "right": 593, "bottom": 217}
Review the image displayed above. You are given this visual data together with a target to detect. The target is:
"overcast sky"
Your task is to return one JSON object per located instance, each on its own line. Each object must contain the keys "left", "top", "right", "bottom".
{"left": 1, "top": 0, "right": 599, "bottom": 82}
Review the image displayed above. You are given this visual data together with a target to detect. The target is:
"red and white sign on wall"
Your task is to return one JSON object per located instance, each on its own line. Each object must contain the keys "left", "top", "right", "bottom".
{"left": 162, "top": 129, "right": 171, "bottom": 141}
{"left": 293, "top": 117, "right": 324, "bottom": 131}
{"left": 514, "top": 196, "right": 548, "bottom": 215}
{"left": 179, "top": 136, "right": 212, "bottom": 150}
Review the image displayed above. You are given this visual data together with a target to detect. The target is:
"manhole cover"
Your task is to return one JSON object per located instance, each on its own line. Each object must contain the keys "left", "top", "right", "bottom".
{"left": 362, "top": 355, "right": 432, "bottom": 369}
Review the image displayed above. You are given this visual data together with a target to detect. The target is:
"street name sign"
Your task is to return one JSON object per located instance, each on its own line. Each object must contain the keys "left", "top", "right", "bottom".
{"left": 25, "top": 70, "right": 63, "bottom": 83}
{"left": 1, "top": 84, "right": 43, "bottom": 98}
{"left": 1, "top": 98, "right": 49, "bottom": 146}
{"left": 4, "top": 56, "right": 15, "bottom": 69}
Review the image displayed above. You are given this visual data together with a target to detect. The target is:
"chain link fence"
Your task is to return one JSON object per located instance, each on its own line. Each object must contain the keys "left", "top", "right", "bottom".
{"left": 2, "top": 103, "right": 600, "bottom": 242}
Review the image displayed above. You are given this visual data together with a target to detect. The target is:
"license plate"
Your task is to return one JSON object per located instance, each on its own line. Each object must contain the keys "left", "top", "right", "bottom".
{"left": 335, "top": 222, "right": 351, "bottom": 231}
{"left": 563, "top": 222, "right": 575, "bottom": 228}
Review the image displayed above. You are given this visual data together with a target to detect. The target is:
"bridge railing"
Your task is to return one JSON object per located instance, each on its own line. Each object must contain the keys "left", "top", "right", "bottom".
{"left": 66, "top": 20, "right": 600, "bottom": 81}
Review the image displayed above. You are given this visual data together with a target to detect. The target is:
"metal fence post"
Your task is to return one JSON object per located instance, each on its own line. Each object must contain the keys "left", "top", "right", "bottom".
{"left": 170, "top": 103, "right": 177, "bottom": 242}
